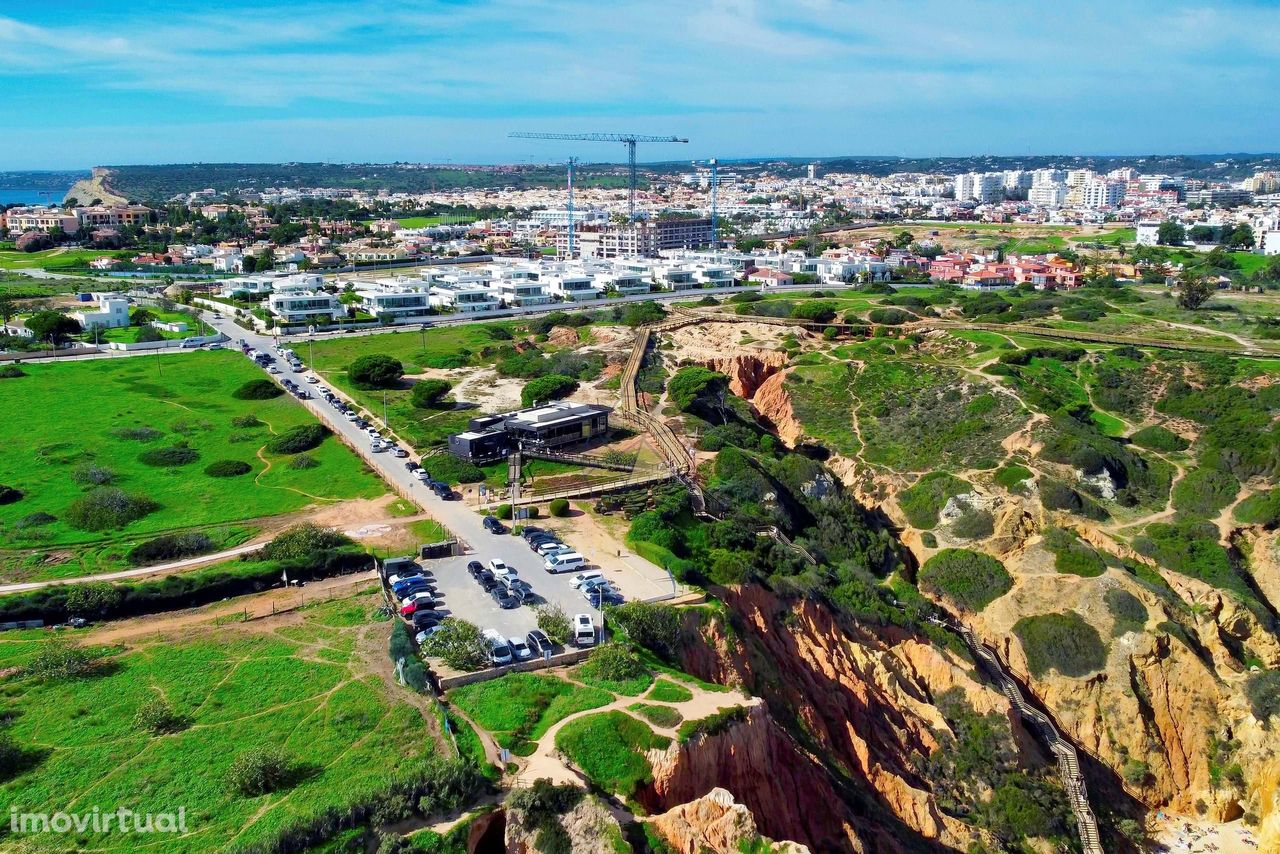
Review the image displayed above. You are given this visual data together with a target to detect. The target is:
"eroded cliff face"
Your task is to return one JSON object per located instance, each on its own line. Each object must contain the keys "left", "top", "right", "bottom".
{"left": 660, "top": 585, "right": 1023, "bottom": 852}
{"left": 503, "top": 796, "right": 624, "bottom": 854}
{"left": 648, "top": 787, "right": 811, "bottom": 854}
{"left": 699, "top": 351, "right": 789, "bottom": 400}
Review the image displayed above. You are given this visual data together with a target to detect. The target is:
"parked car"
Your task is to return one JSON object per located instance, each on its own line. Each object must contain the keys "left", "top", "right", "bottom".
{"left": 389, "top": 574, "right": 425, "bottom": 591}
{"left": 571, "top": 571, "right": 605, "bottom": 589}
{"left": 526, "top": 629, "right": 553, "bottom": 656}
{"left": 473, "top": 568, "right": 495, "bottom": 586}
{"left": 545, "top": 552, "right": 587, "bottom": 574}
{"left": 415, "top": 626, "right": 443, "bottom": 644}
{"left": 480, "top": 576, "right": 502, "bottom": 593}
{"left": 394, "top": 580, "right": 435, "bottom": 600}
{"left": 402, "top": 590, "right": 437, "bottom": 608}
{"left": 508, "top": 637, "right": 533, "bottom": 660}
{"left": 520, "top": 526, "right": 545, "bottom": 541}
{"left": 344, "top": 411, "right": 359, "bottom": 421}
{"left": 415, "top": 470, "right": 432, "bottom": 482}
{"left": 482, "top": 516, "right": 505, "bottom": 534}
{"left": 388, "top": 570, "right": 424, "bottom": 586}
{"left": 490, "top": 588, "right": 520, "bottom": 609}
{"left": 391, "top": 447, "right": 409, "bottom": 458}
{"left": 585, "top": 587, "right": 623, "bottom": 607}
{"left": 412, "top": 612, "right": 442, "bottom": 631}
{"left": 573, "top": 614, "right": 597, "bottom": 647}
{"left": 536, "top": 542, "right": 572, "bottom": 557}
{"left": 466, "top": 560, "right": 485, "bottom": 577}
{"left": 483, "top": 630, "right": 513, "bottom": 666}
{"left": 370, "top": 440, "right": 387, "bottom": 453}
{"left": 305, "top": 375, "right": 319, "bottom": 384}
{"left": 410, "top": 609, "right": 447, "bottom": 623}
{"left": 488, "top": 558, "right": 514, "bottom": 577}
{"left": 404, "top": 461, "right": 420, "bottom": 472}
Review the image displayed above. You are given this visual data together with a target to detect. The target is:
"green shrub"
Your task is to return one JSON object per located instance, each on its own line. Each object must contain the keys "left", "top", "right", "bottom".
{"left": 348, "top": 354, "right": 404, "bottom": 389}
{"left": 667, "top": 366, "right": 729, "bottom": 412}
{"left": 1040, "top": 479, "right": 1109, "bottom": 521}
{"left": 868, "top": 307, "right": 913, "bottom": 325}
{"left": 265, "top": 424, "right": 328, "bottom": 454}
{"left": 1104, "top": 588, "right": 1148, "bottom": 635}
{"left": 535, "top": 604, "right": 572, "bottom": 645}
{"left": 25, "top": 639, "right": 109, "bottom": 680}
{"left": 1122, "top": 759, "right": 1150, "bottom": 786}
{"left": 111, "top": 426, "right": 164, "bottom": 442}
{"left": 227, "top": 747, "right": 300, "bottom": 796}
{"left": 135, "top": 697, "right": 189, "bottom": 735}
{"left": 232, "top": 378, "right": 284, "bottom": 400}
{"left": 1042, "top": 527, "right": 1106, "bottom": 577}
{"left": 422, "top": 618, "right": 489, "bottom": 672}
{"left": 1235, "top": 488, "right": 1280, "bottom": 526}
{"left": 1133, "top": 520, "right": 1252, "bottom": 602}
{"left": 1013, "top": 612, "right": 1107, "bottom": 677}
{"left": 65, "top": 487, "right": 159, "bottom": 531}
{"left": 230, "top": 414, "right": 263, "bottom": 428}
{"left": 919, "top": 549, "right": 1011, "bottom": 612}
{"left": 1129, "top": 425, "right": 1189, "bottom": 452}
{"left": 608, "top": 602, "right": 681, "bottom": 660}
{"left": 127, "top": 532, "right": 215, "bottom": 565}
{"left": 411, "top": 379, "right": 452, "bottom": 408}
{"left": 427, "top": 454, "right": 485, "bottom": 485}
{"left": 548, "top": 498, "right": 570, "bottom": 517}
{"left": 899, "top": 473, "right": 970, "bottom": 529}
{"left": 577, "top": 644, "right": 651, "bottom": 694}
{"left": 998, "top": 346, "right": 1086, "bottom": 366}
{"left": 950, "top": 505, "right": 995, "bottom": 539}
{"left": 790, "top": 300, "right": 838, "bottom": 323}
{"left": 494, "top": 503, "right": 513, "bottom": 520}
{"left": 256, "top": 523, "right": 351, "bottom": 561}
{"left": 204, "top": 459, "right": 252, "bottom": 478}
{"left": 71, "top": 464, "right": 116, "bottom": 486}
{"left": 0, "top": 365, "right": 25, "bottom": 378}
{"left": 521, "top": 374, "right": 578, "bottom": 407}
{"left": 1172, "top": 468, "right": 1239, "bottom": 518}
{"left": 1245, "top": 669, "right": 1280, "bottom": 725}
{"left": 0, "top": 485, "right": 23, "bottom": 505}
{"left": 137, "top": 446, "right": 199, "bottom": 467}
{"left": 288, "top": 453, "right": 319, "bottom": 470}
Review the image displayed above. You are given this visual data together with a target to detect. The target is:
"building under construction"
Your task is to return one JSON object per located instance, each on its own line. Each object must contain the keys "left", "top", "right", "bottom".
{"left": 554, "top": 218, "right": 713, "bottom": 259}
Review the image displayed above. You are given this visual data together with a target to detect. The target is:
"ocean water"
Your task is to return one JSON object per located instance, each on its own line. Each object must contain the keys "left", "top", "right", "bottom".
{"left": 0, "top": 188, "right": 70, "bottom": 205}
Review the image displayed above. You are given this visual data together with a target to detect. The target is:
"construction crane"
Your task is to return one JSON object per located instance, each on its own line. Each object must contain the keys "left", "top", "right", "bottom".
{"left": 509, "top": 132, "right": 688, "bottom": 220}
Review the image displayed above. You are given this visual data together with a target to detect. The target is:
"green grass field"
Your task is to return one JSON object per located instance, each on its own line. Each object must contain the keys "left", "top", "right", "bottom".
{"left": 0, "top": 248, "right": 127, "bottom": 272}
{"left": 0, "top": 351, "right": 385, "bottom": 580}
{"left": 360, "top": 215, "right": 475, "bottom": 229}
{"left": 553, "top": 710, "right": 669, "bottom": 797}
{"left": 0, "top": 595, "right": 442, "bottom": 853}
{"left": 448, "top": 673, "right": 611, "bottom": 755}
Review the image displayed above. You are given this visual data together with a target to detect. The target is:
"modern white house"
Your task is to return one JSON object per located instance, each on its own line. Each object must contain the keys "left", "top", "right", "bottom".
{"left": 543, "top": 270, "right": 600, "bottom": 301}
{"left": 267, "top": 291, "right": 343, "bottom": 323}
{"left": 692, "top": 263, "right": 734, "bottom": 287}
{"left": 494, "top": 278, "right": 553, "bottom": 307}
{"left": 424, "top": 270, "right": 501, "bottom": 313}
{"left": 218, "top": 276, "right": 276, "bottom": 299}
{"left": 71, "top": 294, "right": 130, "bottom": 329}
{"left": 592, "top": 269, "right": 650, "bottom": 296}
{"left": 354, "top": 278, "right": 433, "bottom": 320}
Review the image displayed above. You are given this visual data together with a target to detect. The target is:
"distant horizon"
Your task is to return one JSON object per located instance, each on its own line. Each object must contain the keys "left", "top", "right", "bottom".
{"left": 2, "top": 1, "right": 1278, "bottom": 169}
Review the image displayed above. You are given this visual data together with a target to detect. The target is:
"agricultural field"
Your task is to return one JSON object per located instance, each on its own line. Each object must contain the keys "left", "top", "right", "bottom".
{"left": 0, "top": 594, "right": 447, "bottom": 854}
{"left": 0, "top": 351, "right": 386, "bottom": 581}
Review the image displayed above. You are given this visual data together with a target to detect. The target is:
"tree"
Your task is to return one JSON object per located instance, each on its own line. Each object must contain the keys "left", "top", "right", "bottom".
{"left": 1156, "top": 221, "right": 1186, "bottom": 246}
{"left": 240, "top": 254, "right": 258, "bottom": 274}
{"left": 1225, "top": 223, "right": 1255, "bottom": 249}
{"left": 1188, "top": 225, "right": 1217, "bottom": 244}
{"left": 410, "top": 379, "right": 451, "bottom": 408}
{"left": 135, "top": 326, "right": 165, "bottom": 343}
{"left": 25, "top": 310, "right": 82, "bottom": 344}
{"left": 422, "top": 618, "right": 489, "bottom": 671}
{"left": 0, "top": 294, "right": 16, "bottom": 328}
{"left": 1177, "top": 270, "right": 1215, "bottom": 311}
{"left": 535, "top": 604, "right": 572, "bottom": 644}
{"left": 348, "top": 353, "right": 404, "bottom": 389}
{"left": 227, "top": 747, "right": 298, "bottom": 796}
{"left": 521, "top": 374, "right": 577, "bottom": 407}
{"left": 667, "top": 365, "right": 729, "bottom": 413}
{"left": 130, "top": 308, "right": 156, "bottom": 327}
{"left": 892, "top": 229, "right": 914, "bottom": 249}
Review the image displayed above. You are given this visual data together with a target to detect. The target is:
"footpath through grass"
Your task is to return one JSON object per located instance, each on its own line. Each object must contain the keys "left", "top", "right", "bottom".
{"left": 0, "top": 351, "right": 385, "bottom": 579}
{"left": 448, "top": 673, "right": 611, "bottom": 756}
{"left": 0, "top": 596, "right": 443, "bottom": 853}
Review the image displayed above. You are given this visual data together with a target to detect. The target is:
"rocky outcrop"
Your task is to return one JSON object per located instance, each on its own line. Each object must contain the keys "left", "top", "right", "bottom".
{"left": 751, "top": 368, "right": 802, "bottom": 446}
{"left": 668, "top": 585, "right": 1011, "bottom": 852}
{"left": 648, "top": 787, "right": 811, "bottom": 854}
{"left": 504, "top": 795, "right": 624, "bottom": 854}
{"left": 700, "top": 351, "right": 788, "bottom": 400}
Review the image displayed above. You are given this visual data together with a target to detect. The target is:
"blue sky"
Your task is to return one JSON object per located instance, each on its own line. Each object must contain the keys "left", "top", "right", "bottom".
{"left": 1, "top": 0, "right": 1278, "bottom": 169}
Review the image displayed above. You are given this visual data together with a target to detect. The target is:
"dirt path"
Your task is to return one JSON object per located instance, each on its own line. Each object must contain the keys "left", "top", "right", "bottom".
{"left": 513, "top": 673, "right": 758, "bottom": 787}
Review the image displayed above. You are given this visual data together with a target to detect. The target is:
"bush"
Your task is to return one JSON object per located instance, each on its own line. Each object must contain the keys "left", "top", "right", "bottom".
{"left": 204, "top": 459, "right": 252, "bottom": 478}
{"left": 0, "top": 365, "right": 25, "bottom": 378}
{"left": 0, "top": 485, "right": 24, "bottom": 505}
{"left": 608, "top": 602, "right": 681, "bottom": 660}
{"left": 521, "top": 374, "right": 578, "bottom": 407}
{"left": 1042, "top": 527, "right": 1106, "bottom": 577}
{"left": 422, "top": 618, "right": 489, "bottom": 671}
{"left": 790, "top": 300, "right": 838, "bottom": 323}
{"left": 230, "top": 414, "right": 263, "bottom": 428}
{"left": 137, "top": 446, "right": 199, "bottom": 467}
{"left": 410, "top": 379, "right": 452, "bottom": 408}
{"left": 112, "top": 426, "right": 163, "bottom": 441}
{"left": 1129, "top": 425, "right": 1189, "bottom": 452}
{"left": 1039, "top": 479, "right": 1109, "bottom": 521}
{"left": 899, "top": 473, "right": 969, "bottom": 529}
{"left": 1133, "top": 520, "right": 1251, "bottom": 602}
{"left": 127, "top": 532, "right": 215, "bottom": 565}
{"left": 135, "top": 698, "right": 189, "bottom": 735}
{"left": 26, "top": 639, "right": 109, "bottom": 680}
{"left": 997, "top": 346, "right": 1086, "bottom": 366}
{"left": 1235, "top": 488, "right": 1280, "bottom": 526}
{"left": 577, "top": 644, "right": 650, "bottom": 692}
{"left": 232, "top": 378, "right": 284, "bottom": 400}
{"left": 950, "top": 505, "right": 995, "bottom": 539}
{"left": 494, "top": 503, "right": 513, "bottom": 520}
{"left": 919, "top": 549, "right": 1012, "bottom": 612}
{"left": 1245, "top": 669, "right": 1280, "bottom": 725}
{"left": 427, "top": 454, "right": 485, "bottom": 485}
{"left": 348, "top": 354, "right": 404, "bottom": 389}
{"left": 65, "top": 487, "right": 159, "bottom": 531}
{"left": 1013, "top": 612, "right": 1107, "bottom": 677}
{"left": 288, "top": 454, "right": 319, "bottom": 470}
{"left": 535, "top": 604, "right": 572, "bottom": 645}
{"left": 548, "top": 498, "right": 570, "bottom": 517}
{"left": 265, "top": 424, "right": 329, "bottom": 454}
{"left": 71, "top": 464, "right": 116, "bottom": 486}
{"left": 1105, "top": 588, "right": 1148, "bottom": 635}
{"left": 227, "top": 747, "right": 301, "bottom": 796}
{"left": 257, "top": 523, "right": 351, "bottom": 561}
{"left": 667, "top": 365, "right": 730, "bottom": 413}
{"left": 868, "top": 307, "right": 913, "bottom": 325}
{"left": 1122, "top": 759, "right": 1150, "bottom": 786}
{"left": 1172, "top": 467, "right": 1240, "bottom": 518}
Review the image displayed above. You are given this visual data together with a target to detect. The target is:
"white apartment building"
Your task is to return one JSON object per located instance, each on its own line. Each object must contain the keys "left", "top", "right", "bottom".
{"left": 1032, "top": 169, "right": 1065, "bottom": 186}
{"left": 1081, "top": 179, "right": 1126, "bottom": 210}
{"left": 71, "top": 294, "right": 130, "bottom": 330}
{"left": 1029, "top": 183, "right": 1068, "bottom": 208}
{"left": 1066, "top": 169, "right": 1096, "bottom": 187}
{"left": 592, "top": 269, "right": 651, "bottom": 296}
{"left": 1262, "top": 230, "right": 1280, "bottom": 256}
{"left": 1002, "top": 170, "right": 1033, "bottom": 191}
{"left": 954, "top": 172, "right": 1003, "bottom": 204}
{"left": 495, "top": 278, "right": 553, "bottom": 307}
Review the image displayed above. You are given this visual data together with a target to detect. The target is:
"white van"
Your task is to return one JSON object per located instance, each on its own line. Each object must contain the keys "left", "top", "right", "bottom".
{"left": 569, "top": 571, "right": 604, "bottom": 589}
{"left": 544, "top": 552, "right": 586, "bottom": 574}
{"left": 573, "top": 614, "right": 597, "bottom": 647}
{"left": 482, "top": 629, "right": 512, "bottom": 666}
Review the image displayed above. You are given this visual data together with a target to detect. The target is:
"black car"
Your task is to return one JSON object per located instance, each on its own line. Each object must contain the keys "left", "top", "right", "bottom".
{"left": 586, "top": 588, "right": 624, "bottom": 608}
{"left": 520, "top": 526, "right": 545, "bottom": 541}
{"left": 474, "top": 568, "right": 495, "bottom": 585}
{"left": 489, "top": 588, "right": 519, "bottom": 609}
{"left": 526, "top": 629, "right": 554, "bottom": 655}
{"left": 482, "top": 516, "right": 505, "bottom": 534}
{"left": 528, "top": 536, "right": 561, "bottom": 551}
{"left": 466, "top": 561, "right": 485, "bottom": 577}
{"left": 404, "top": 461, "right": 421, "bottom": 472}
{"left": 479, "top": 576, "right": 501, "bottom": 593}
{"left": 412, "top": 613, "right": 442, "bottom": 630}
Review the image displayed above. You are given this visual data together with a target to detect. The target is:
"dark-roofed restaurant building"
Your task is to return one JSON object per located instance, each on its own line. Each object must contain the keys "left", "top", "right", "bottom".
{"left": 447, "top": 401, "right": 612, "bottom": 463}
